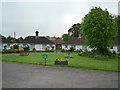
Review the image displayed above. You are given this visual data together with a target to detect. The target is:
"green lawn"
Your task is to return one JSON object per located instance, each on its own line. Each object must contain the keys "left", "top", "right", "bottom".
{"left": 2, "top": 53, "right": 119, "bottom": 72}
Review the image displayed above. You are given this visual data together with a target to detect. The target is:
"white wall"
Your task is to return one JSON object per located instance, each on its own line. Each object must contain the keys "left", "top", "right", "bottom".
{"left": 2, "top": 43, "right": 10, "bottom": 49}
{"left": 62, "top": 44, "right": 93, "bottom": 51}
{"left": 62, "top": 45, "right": 71, "bottom": 50}
{"left": 87, "top": 46, "right": 93, "bottom": 51}
{"left": 109, "top": 46, "right": 118, "bottom": 53}
{"left": 75, "top": 45, "right": 82, "bottom": 50}
{"left": 35, "top": 44, "right": 42, "bottom": 51}
{"left": 19, "top": 44, "right": 56, "bottom": 51}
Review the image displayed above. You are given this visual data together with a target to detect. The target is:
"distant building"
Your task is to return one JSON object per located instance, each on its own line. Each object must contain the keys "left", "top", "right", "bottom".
{"left": 0, "top": 35, "right": 11, "bottom": 50}
{"left": 51, "top": 37, "right": 64, "bottom": 50}
{"left": 62, "top": 33, "right": 120, "bottom": 53}
{"left": 20, "top": 31, "right": 55, "bottom": 51}
{"left": 62, "top": 36, "right": 92, "bottom": 51}
{"left": 110, "top": 37, "right": 120, "bottom": 54}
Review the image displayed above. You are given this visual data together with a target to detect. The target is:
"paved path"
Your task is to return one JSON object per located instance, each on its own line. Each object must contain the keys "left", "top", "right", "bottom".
{"left": 0, "top": 53, "right": 19, "bottom": 57}
{"left": 0, "top": 52, "right": 76, "bottom": 57}
{"left": 2, "top": 62, "right": 118, "bottom": 88}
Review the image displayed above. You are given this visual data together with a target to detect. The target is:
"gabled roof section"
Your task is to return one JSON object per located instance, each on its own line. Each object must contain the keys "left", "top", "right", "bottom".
{"left": 63, "top": 37, "right": 85, "bottom": 45}
{"left": 1, "top": 35, "right": 11, "bottom": 43}
{"left": 51, "top": 40, "right": 65, "bottom": 44}
{"left": 22, "top": 36, "right": 55, "bottom": 44}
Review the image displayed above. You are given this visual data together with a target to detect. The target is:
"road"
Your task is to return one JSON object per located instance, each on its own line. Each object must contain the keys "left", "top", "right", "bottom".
{"left": 2, "top": 62, "right": 118, "bottom": 88}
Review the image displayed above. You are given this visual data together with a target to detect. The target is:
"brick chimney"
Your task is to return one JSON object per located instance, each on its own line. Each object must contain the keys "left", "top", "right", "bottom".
{"left": 35, "top": 31, "right": 39, "bottom": 36}
{"left": 78, "top": 33, "right": 81, "bottom": 38}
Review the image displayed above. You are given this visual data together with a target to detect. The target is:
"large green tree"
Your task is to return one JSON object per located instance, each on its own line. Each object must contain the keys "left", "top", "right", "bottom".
{"left": 81, "top": 7, "right": 117, "bottom": 54}
{"left": 68, "top": 23, "right": 81, "bottom": 37}
{"left": 62, "top": 34, "right": 71, "bottom": 41}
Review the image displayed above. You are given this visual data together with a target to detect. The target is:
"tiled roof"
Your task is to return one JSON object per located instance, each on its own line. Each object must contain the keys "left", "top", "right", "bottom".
{"left": 22, "top": 36, "right": 55, "bottom": 44}
{"left": 1, "top": 36, "right": 11, "bottom": 43}
{"left": 51, "top": 40, "right": 64, "bottom": 44}
{"left": 63, "top": 37, "right": 85, "bottom": 45}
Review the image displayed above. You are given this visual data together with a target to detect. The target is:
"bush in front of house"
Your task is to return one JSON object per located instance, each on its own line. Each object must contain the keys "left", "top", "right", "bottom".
{"left": 23, "top": 46, "right": 30, "bottom": 52}
{"left": 13, "top": 44, "right": 19, "bottom": 49}
{"left": 112, "top": 50, "right": 116, "bottom": 55}
{"left": 69, "top": 47, "right": 75, "bottom": 52}
{"left": 32, "top": 48, "right": 36, "bottom": 52}
{"left": 45, "top": 50, "right": 54, "bottom": 52}
{"left": 78, "top": 48, "right": 117, "bottom": 59}
{"left": 80, "top": 49, "right": 83, "bottom": 52}
{"left": 84, "top": 49, "right": 89, "bottom": 53}
{"left": 19, "top": 48, "right": 24, "bottom": 52}
{"left": 91, "top": 49, "right": 96, "bottom": 53}
{"left": 61, "top": 49, "right": 65, "bottom": 52}
{"left": 3, "top": 49, "right": 18, "bottom": 53}
{"left": 78, "top": 52, "right": 83, "bottom": 56}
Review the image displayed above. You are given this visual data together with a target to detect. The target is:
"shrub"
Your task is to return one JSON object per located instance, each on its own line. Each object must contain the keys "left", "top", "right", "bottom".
{"left": 80, "top": 49, "right": 83, "bottom": 52}
{"left": 32, "top": 48, "right": 36, "bottom": 52}
{"left": 112, "top": 50, "right": 116, "bottom": 54}
{"left": 45, "top": 48, "right": 48, "bottom": 51}
{"left": 61, "top": 49, "right": 65, "bottom": 52}
{"left": 4, "top": 49, "right": 18, "bottom": 53}
{"left": 69, "top": 47, "right": 75, "bottom": 52}
{"left": 84, "top": 49, "right": 88, "bottom": 53}
{"left": 13, "top": 44, "right": 19, "bottom": 49}
{"left": 10, "top": 46, "right": 14, "bottom": 49}
{"left": 19, "top": 48, "right": 24, "bottom": 52}
{"left": 91, "top": 49, "right": 96, "bottom": 53}
{"left": 76, "top": 50, "right": 80, "bottom": 53}
{"left": 82, "top": 52, "right": 88, "bottom": 56}
{"left": 78, "top": 52, "right": 83, "bottom": 56}
{"left": 4, "top": 46, "right": 7, "bottom": 50}
{"left": 88, "top": 51, "right": 91, "bottom": 53}
{"left": 24, "top": 46, "right": 30, "bottom": 51}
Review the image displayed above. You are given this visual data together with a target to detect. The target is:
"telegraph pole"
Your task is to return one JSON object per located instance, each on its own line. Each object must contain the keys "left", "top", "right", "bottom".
{"left": 14, "top": 32, "right": 15, "bottom": 39}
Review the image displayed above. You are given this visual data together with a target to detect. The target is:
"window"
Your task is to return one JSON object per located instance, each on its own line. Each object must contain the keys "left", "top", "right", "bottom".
{"left": 71, "top": 45, "right": 75, "bottom": 48}
{"left": 23, "top": 44, "right": 26, "bottom": 47}
{"left": 50, "top": 44, "right": 52, "bottom": 47}
{"left": 7, "top": 44, "right": 10, "bottom": 47}
{"left": 42, "top": 44, "right": 46, "bottom": 50}
{"left": 65, "top": 45, "right": 68, "bottom": 48}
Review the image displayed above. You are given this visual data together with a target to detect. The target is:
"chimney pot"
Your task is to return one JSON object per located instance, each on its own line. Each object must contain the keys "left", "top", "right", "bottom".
{"left": 78, "top": 33, "right": 81, "bottom": 38}
{"left": 35, "top": 31, "right": 39, "bottom": 36}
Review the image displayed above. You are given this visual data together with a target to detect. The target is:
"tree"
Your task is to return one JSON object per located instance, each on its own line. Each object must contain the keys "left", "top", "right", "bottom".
{"left": 62, "top": 34, "right": 71, "bottom": 41}
{"left": 68, "top": 23, "right": 81, "bottom": 37}
{"left": 81, "top": 7, "right": 117, "bottom": 54}
{"left": 13, "top": 44, "right": 19, "bottom": 49}
{"left": 7, "top": 35, "right": 16, "bottom": 41}
{"left": 16, "top": 37, "right": 23, "bottom": 43}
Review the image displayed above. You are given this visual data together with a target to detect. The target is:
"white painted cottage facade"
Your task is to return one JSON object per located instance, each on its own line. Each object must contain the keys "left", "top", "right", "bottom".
{"left": 62, "top": 35, "right": 120, "bottom": 54}
{"left": 20, "top": 31, "right": 56, "bottom": 51}
{"left": 62, "top": 36, "right": 93, "bottom": 51}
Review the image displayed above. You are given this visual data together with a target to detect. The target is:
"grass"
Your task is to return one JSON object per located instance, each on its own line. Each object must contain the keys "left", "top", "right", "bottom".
{"left": 2, "top": 53, "right": 119, "bottom": 72}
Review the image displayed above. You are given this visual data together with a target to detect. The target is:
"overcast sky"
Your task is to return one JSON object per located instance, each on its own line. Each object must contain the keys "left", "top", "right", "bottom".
{"left": 2, "top": 1, "right": 119, "bottom": 38}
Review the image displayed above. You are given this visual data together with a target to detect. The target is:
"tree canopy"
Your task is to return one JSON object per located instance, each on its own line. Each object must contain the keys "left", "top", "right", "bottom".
{"left": 68, "top": 23, "right": 81, "bottom": 37}
{"left": 62, "top": 34, "right": 72, "bottom": 41}
{"left": 81, "top": 7, "right": 117, "bottom": 54}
